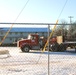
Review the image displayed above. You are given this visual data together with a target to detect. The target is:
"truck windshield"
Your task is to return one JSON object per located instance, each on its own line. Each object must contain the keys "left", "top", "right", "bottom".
{"left": 28, "top": 35, "right": 32, "bottom": 39}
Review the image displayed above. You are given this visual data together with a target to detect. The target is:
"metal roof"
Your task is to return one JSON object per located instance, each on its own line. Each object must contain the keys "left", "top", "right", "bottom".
{"left": 0, "top": 28, "right": 51, "bottom": 32}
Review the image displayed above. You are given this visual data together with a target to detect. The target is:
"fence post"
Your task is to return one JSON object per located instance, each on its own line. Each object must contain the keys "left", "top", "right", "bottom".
{"left": 48, "top": 24, "right": 50, "bottom": 75}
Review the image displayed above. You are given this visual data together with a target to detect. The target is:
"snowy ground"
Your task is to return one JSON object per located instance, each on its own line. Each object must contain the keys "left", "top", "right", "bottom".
{"left": 0, "top": 47, "right": 76, "bottom": 75}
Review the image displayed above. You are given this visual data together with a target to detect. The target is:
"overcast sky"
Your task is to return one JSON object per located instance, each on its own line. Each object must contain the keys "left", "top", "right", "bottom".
{"left": 0, "top": 0, "right": 76, "bottom": 27}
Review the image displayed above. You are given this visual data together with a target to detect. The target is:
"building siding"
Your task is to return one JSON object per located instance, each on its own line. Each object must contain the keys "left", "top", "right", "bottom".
{"left": 0, "top": 28, "right": 51, "bottom": 45}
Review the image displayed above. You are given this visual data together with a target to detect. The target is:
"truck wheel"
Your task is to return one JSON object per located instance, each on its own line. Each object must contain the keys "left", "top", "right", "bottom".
{"left": 59, "top": 43, "right": 66, "bottom": 52}
{"left": 22, "top": 46, "right": 29, "bottom": 52}
{"left": 50, "top": 43, "right": 59, "bottom": 52}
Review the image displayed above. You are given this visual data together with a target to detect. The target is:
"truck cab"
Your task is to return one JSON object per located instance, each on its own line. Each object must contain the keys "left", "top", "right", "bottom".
{"left": 17, "top": 34, "right": 40, "bottom": 52}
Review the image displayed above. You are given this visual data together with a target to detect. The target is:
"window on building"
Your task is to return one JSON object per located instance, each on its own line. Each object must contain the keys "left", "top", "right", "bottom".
{"left": 1, "top": 37, "right": 3, "bottom": 40}
{"left": 10, "top": 32, "right": 12, "bottom": 35}
{"left": 1, "top": 31, "right": 3, "bottom": 35}
{"left": 20, "top": 32, "right": 23, "bottom": 35}
{"left": 20, "top": 32, "right": 23, "bottom": 36}
{"left": 10, "top": 38, "right": 12, "bottom": 40}
{"left": 42, "top": 32, "right": 44, "bottom": 36}
{"left": 15, "top": 32, "right": 18, "bottom": 35}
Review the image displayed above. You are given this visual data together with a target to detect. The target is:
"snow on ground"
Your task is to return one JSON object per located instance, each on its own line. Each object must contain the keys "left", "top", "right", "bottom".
{"left": 0, "top": 47, "right": 76, "bottom": 75}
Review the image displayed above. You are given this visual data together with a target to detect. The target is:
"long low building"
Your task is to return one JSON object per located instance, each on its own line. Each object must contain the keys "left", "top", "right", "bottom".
{"left": 0, "top": 27, "right": 51, "bottom": 46}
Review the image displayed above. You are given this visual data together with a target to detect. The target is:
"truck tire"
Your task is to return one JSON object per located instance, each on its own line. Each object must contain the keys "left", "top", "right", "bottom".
{"left": 59, "top": 43, "right": 66, "bottom": 52}
{"left": 50, "top": 43, "right": 59, "bottom": 52}
{"left": 22, "top": 46, "right": 29, "bottom": 52}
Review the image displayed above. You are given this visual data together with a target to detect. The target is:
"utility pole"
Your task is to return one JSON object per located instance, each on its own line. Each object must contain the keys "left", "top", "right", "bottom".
{"left": 68, "top": 16, "right": 73, "bottom": 39}
{"left": 68, "top": 16, "right": 73, "bottom": 24}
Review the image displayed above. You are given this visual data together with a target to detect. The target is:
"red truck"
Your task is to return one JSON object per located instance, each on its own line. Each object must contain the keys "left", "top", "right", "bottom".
{"left": 17, "top": 34, "right": 46, "bottom": 52}
{"left": 17, "top": 34, "right": 76, "bottom": 52}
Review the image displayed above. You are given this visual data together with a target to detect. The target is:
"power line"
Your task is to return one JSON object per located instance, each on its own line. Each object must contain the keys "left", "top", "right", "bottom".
{"left": 47, "top": 0, "right": 68, "bottom": 75}
{"left": 0, "top": 0, "right": 30, "bottom": 45}
{"left": 58, "top": 0, "right": 68, "bottom": 19}
{"left": 14, "top": 0, "right": 30, "bottom": 22}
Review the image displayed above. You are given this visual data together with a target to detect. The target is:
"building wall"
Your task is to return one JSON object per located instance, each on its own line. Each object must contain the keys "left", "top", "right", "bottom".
{"left": 0, "top": 31, "right": 48, "bottom": 45}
